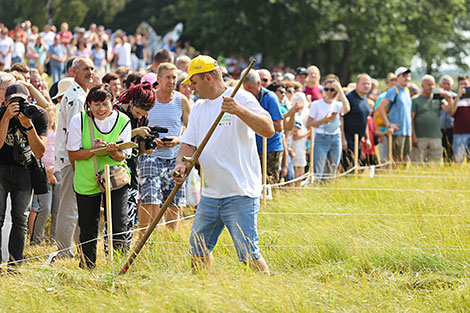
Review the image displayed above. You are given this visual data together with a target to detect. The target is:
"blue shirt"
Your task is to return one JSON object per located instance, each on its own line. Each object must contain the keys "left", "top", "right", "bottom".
{"left": 255, "top": 88, "right": 283, "bottom": 154}
{"left": 48, "top": 44, "right": 66, "bottom": 68}
{"left": 385, "top": 85, "right": 412, "bottom": 136}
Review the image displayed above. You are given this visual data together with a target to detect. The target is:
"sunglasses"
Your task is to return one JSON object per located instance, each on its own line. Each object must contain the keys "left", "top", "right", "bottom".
{"left": 261, "top": 78, "right": 269, "bottom": 83}
{"left": 324, "top": 88, "right": 336, "bottom": 92}
{"left": 277, "top": 89, "right": 286, "bottom": 94}
{"left": 287, "top": 89, "right": 295, "bottom": 94}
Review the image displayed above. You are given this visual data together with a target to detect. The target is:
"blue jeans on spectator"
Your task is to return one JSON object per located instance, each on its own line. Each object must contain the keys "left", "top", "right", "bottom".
{"left": 453, "top": 133, "right": 470, "bottom": 162}
{"left": 313, "top": 133, "right": 342, "bottom": 180}
{"left": 50, "top": 63, "right": 63, "bottom": 84}
{"left": 0, "top": 165, "right": 33, "bottom": 265}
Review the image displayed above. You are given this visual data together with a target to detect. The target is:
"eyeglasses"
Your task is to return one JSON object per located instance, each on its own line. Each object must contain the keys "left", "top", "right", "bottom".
{"left": 277, "top": 89, "right": 286, "bottom": 94}
{"left": 287, "top": 89, "right": 295, "bottom": 94}
{"left": 324, "top": 88, "right": 336, "bottom": 92}
{"left": 261, "top": 78, "right": 269, "bottom": 83}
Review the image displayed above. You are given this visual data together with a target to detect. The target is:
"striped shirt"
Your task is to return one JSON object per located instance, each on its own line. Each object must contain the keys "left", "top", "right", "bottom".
{"left": 147, "top": 91, "right": 182, "bottom": 159}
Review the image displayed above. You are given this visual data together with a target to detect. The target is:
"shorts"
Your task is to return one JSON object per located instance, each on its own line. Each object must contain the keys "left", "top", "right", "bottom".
{"left": 189, "top": 195, "right": 262, "bottom": 262}
{"left": 137, "top": 155, "right": 185, "bottom": 206}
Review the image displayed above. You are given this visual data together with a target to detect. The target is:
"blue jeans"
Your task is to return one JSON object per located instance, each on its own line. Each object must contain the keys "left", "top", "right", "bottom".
{"left": 50, "top": 63, "right": 63, "bottom": 84}
{"left": 0, "top": 165, "right": 33, "bottom": 264}
{"left": 190, "top": 195, "right": 261, "bottom": 261}
{"left": 313, "top": 133, "right": 342, "bottom": 180}
{"left": 453, "top": 134, "right": 470, "bottom": 162}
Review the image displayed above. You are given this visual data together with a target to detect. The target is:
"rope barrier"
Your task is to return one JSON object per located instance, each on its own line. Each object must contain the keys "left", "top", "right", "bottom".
{"left": 0, "top": 214, "right": 195, "bottom": 269}
{"left": 259, "top": 212, "right": 469, "bottom": 217}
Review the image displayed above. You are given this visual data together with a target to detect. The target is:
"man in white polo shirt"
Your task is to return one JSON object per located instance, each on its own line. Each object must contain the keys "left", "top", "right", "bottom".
{"left": 173, "top": 55, "right": 274, "bottom": 274}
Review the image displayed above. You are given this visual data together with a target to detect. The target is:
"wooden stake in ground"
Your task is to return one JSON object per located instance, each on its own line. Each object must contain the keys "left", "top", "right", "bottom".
{"left": 262, "top": 136, "right": 267, "bottom": 207}
{"left": 388, "top": 133, "right": 393, "bottom": 168}
{"left": 104, "top": 164, "right": 113, "bottom": 262}
{"left": 119, "top": 60, "right": 256, "bottom": 275}
{"left": 309, "top": 127, "right": 314, "bottom": 184}
{"left": 354, "top": 133, "right": 359, "bottom": 174}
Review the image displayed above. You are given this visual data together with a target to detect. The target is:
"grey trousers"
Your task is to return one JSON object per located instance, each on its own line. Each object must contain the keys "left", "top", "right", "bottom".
{"left": 55, "top": 165, "right": 79, "bottom": 257}
{"left": 31, "top": 172, "right": 61, "bottom": 244}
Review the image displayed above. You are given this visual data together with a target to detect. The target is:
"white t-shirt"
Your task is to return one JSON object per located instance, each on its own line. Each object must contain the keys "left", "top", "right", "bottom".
{"left": 66, "top": 110, "right": 131, "bottom": 155}
{"left": 40, "top": 31, "right": 55, "bottom": 47}
{"left": 180, "top": 87, "right": 269, "bottom": 199}
{"left": 0, "top": 36, "right": 13, "bottom": 68}
{"left": 308, "top": 99, "right": 343, "bottom": 135}
{"left": 114, "top": 43, "right": 131, "bottom": 67}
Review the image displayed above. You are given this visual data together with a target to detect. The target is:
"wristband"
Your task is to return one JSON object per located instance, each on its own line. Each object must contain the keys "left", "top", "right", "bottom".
{"left": 24, "top": 125, "right": 34, "bottom": 131}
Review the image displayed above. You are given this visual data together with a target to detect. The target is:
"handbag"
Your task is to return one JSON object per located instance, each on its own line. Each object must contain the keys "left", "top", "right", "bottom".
{"left": 29, "top": 156, "right": 49, "bottom": 195}
{"left": 88, "top": 116, "right": 129, "bottom": 193}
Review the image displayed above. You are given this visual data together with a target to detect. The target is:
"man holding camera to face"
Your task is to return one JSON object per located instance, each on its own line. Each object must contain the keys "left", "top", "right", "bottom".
{"left": 0, "top": 82, "right": 48, "bottom": 266}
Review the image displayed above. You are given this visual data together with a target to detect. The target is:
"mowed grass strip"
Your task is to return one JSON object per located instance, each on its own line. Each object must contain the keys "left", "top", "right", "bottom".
{"left": 1, "top": 164, "right": 470, "bottom": 312}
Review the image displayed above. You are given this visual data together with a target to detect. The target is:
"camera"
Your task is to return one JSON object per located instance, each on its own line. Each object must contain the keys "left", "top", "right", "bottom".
{"left": 18, "top": 99, "right": 38, "bottom": 119}
{"left": 142, "top": 126, "right": 168, "bottom": 150}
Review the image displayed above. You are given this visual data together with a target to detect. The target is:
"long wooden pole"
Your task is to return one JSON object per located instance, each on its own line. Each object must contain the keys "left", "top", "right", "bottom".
{"left": 104, "top": 164, "right": 113, "bottom": 262}
{"left": 262, "top": 137, "right": 267, "bottom": 207}
{"left": 309, "top": 128, "right": 314, "bottom": 184}
{"left": 119, "top": 60, "right": 256, "bottom": 275}
{"left": 388, "top": 133, "right": 393, "bottom": 168}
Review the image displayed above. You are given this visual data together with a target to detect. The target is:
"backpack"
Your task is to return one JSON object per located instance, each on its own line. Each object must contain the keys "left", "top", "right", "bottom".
{"left": 374, "top": 86, "right": 409, "bottom": 127}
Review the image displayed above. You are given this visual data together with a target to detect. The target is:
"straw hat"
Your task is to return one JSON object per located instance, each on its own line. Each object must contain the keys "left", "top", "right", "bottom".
{"left": 52, "top": 77, "right": 74, "bottom": 100}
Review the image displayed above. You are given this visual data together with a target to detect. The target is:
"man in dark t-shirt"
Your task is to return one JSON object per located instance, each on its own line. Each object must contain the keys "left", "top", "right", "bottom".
{"left": 0, "top": 83, "right": 48, "bottom": 266}
{"left": 341, "top": 74, "right": 372, "bottom": 170}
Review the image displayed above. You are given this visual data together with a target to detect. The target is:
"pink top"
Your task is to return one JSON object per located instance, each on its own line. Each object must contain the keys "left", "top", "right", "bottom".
{"left": 42, "top": 129, "right": 56, "bottom": 167}
{"left": 305, "top": 85, "right": 323, "bottom": 101}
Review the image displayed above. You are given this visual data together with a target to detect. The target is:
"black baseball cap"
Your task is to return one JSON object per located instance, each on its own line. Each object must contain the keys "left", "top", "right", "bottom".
{"left": 5, "top": 83, "right": 30, "bottom": 102}
{"left": 295, "top": 67, "right": 308, "bottom": 76}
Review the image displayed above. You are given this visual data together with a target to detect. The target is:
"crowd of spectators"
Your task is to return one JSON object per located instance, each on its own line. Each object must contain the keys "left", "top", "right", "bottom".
{"left": 0, "top": 19, "right": 469, "bottom": 270}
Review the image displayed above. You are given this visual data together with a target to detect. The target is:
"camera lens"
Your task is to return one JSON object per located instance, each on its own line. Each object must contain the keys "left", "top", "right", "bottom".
{"left": 24, "top": 105, "right": 38, "bottom": 119}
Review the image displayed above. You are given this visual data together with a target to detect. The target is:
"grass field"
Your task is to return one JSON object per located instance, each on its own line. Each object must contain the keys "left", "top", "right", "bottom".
{"left": 1, "top": 164, "right": 470, "bottom": 312}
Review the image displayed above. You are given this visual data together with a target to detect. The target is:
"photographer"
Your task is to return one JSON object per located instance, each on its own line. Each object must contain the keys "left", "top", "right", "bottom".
{"left": 0, "top": 82, "right": 48, "bottom": 266}
{"left": 110, "top": 82, "right": 155, "bottom": 247}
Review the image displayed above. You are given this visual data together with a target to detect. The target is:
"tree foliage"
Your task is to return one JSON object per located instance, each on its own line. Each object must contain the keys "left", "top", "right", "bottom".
{"left": 0, "top": 0, "right": 468, "bottom": 81}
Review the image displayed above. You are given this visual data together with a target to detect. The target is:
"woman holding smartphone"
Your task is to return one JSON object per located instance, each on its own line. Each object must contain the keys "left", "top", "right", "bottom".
{"left": 306, "top": 78, "right": 350, "bottom": 180}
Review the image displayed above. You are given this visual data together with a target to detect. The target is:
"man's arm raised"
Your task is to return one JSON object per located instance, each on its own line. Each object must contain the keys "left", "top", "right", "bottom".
{"left": 221, "top": 96, "right": 274, "bottom": 138}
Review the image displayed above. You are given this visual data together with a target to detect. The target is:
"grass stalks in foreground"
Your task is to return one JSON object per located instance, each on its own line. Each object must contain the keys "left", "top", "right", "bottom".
{"left": 1, "top": 164, "right": 470, "bottom": 312}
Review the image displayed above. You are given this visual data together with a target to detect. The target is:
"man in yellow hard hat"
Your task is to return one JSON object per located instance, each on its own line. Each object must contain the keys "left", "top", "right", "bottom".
{"left": 174, "top": 55, "right": 274, "bottom": 274}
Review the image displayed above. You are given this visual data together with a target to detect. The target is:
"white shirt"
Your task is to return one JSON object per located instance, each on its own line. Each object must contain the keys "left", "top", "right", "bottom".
{"left": 66, "top": 110, "right": 131, "bottom": 155}
{"left": 180, "top": 87, "right": 270, "bottom": 199}
{"left": 114, "top": 43, "right": 131, "bottom": 67}
{"left": 40, "top": 31, "right": 55, "bottom": 47}
{"left": 308, "top": 99, "right": 343, "bottom": 135}
{"left": 55, "top": 81, "right": 87, "bottom": 170}
{"left": 0, "top": 36, "right": 13, "bottom": 68}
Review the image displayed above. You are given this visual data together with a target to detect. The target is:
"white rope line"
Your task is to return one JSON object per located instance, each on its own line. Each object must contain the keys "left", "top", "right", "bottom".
{"left": 339, "top": 173, "right": 470, "bottom": 179}
{"left": 136, "top": 240, "right": 470, "bottom": 252}
{"left": 264, "top": 162, "right": 394, "bottom": 188}
{"left": 276, "top": 186, "right": 470, "bottom": 193}
{"left": 259, "top": 212, "right": 468, "bottom": 217}
{"left": 0, "top": 214, "right": 195, "bottom": 269}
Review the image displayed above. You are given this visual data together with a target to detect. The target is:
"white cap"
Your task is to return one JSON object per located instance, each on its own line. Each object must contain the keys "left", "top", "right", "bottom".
{"left": 394, "top": 67, "right": 411, "bottom": 77}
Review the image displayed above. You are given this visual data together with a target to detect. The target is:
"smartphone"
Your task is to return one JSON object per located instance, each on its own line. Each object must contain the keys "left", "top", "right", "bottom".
{"left": 161, "top": 137, "right": 173, "bottom": 142}
{"left": 432, "top": 88, "right": 443, "bottom": 100}
{"left": 461, "top": 87, "right": 470, "bottom": 99}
